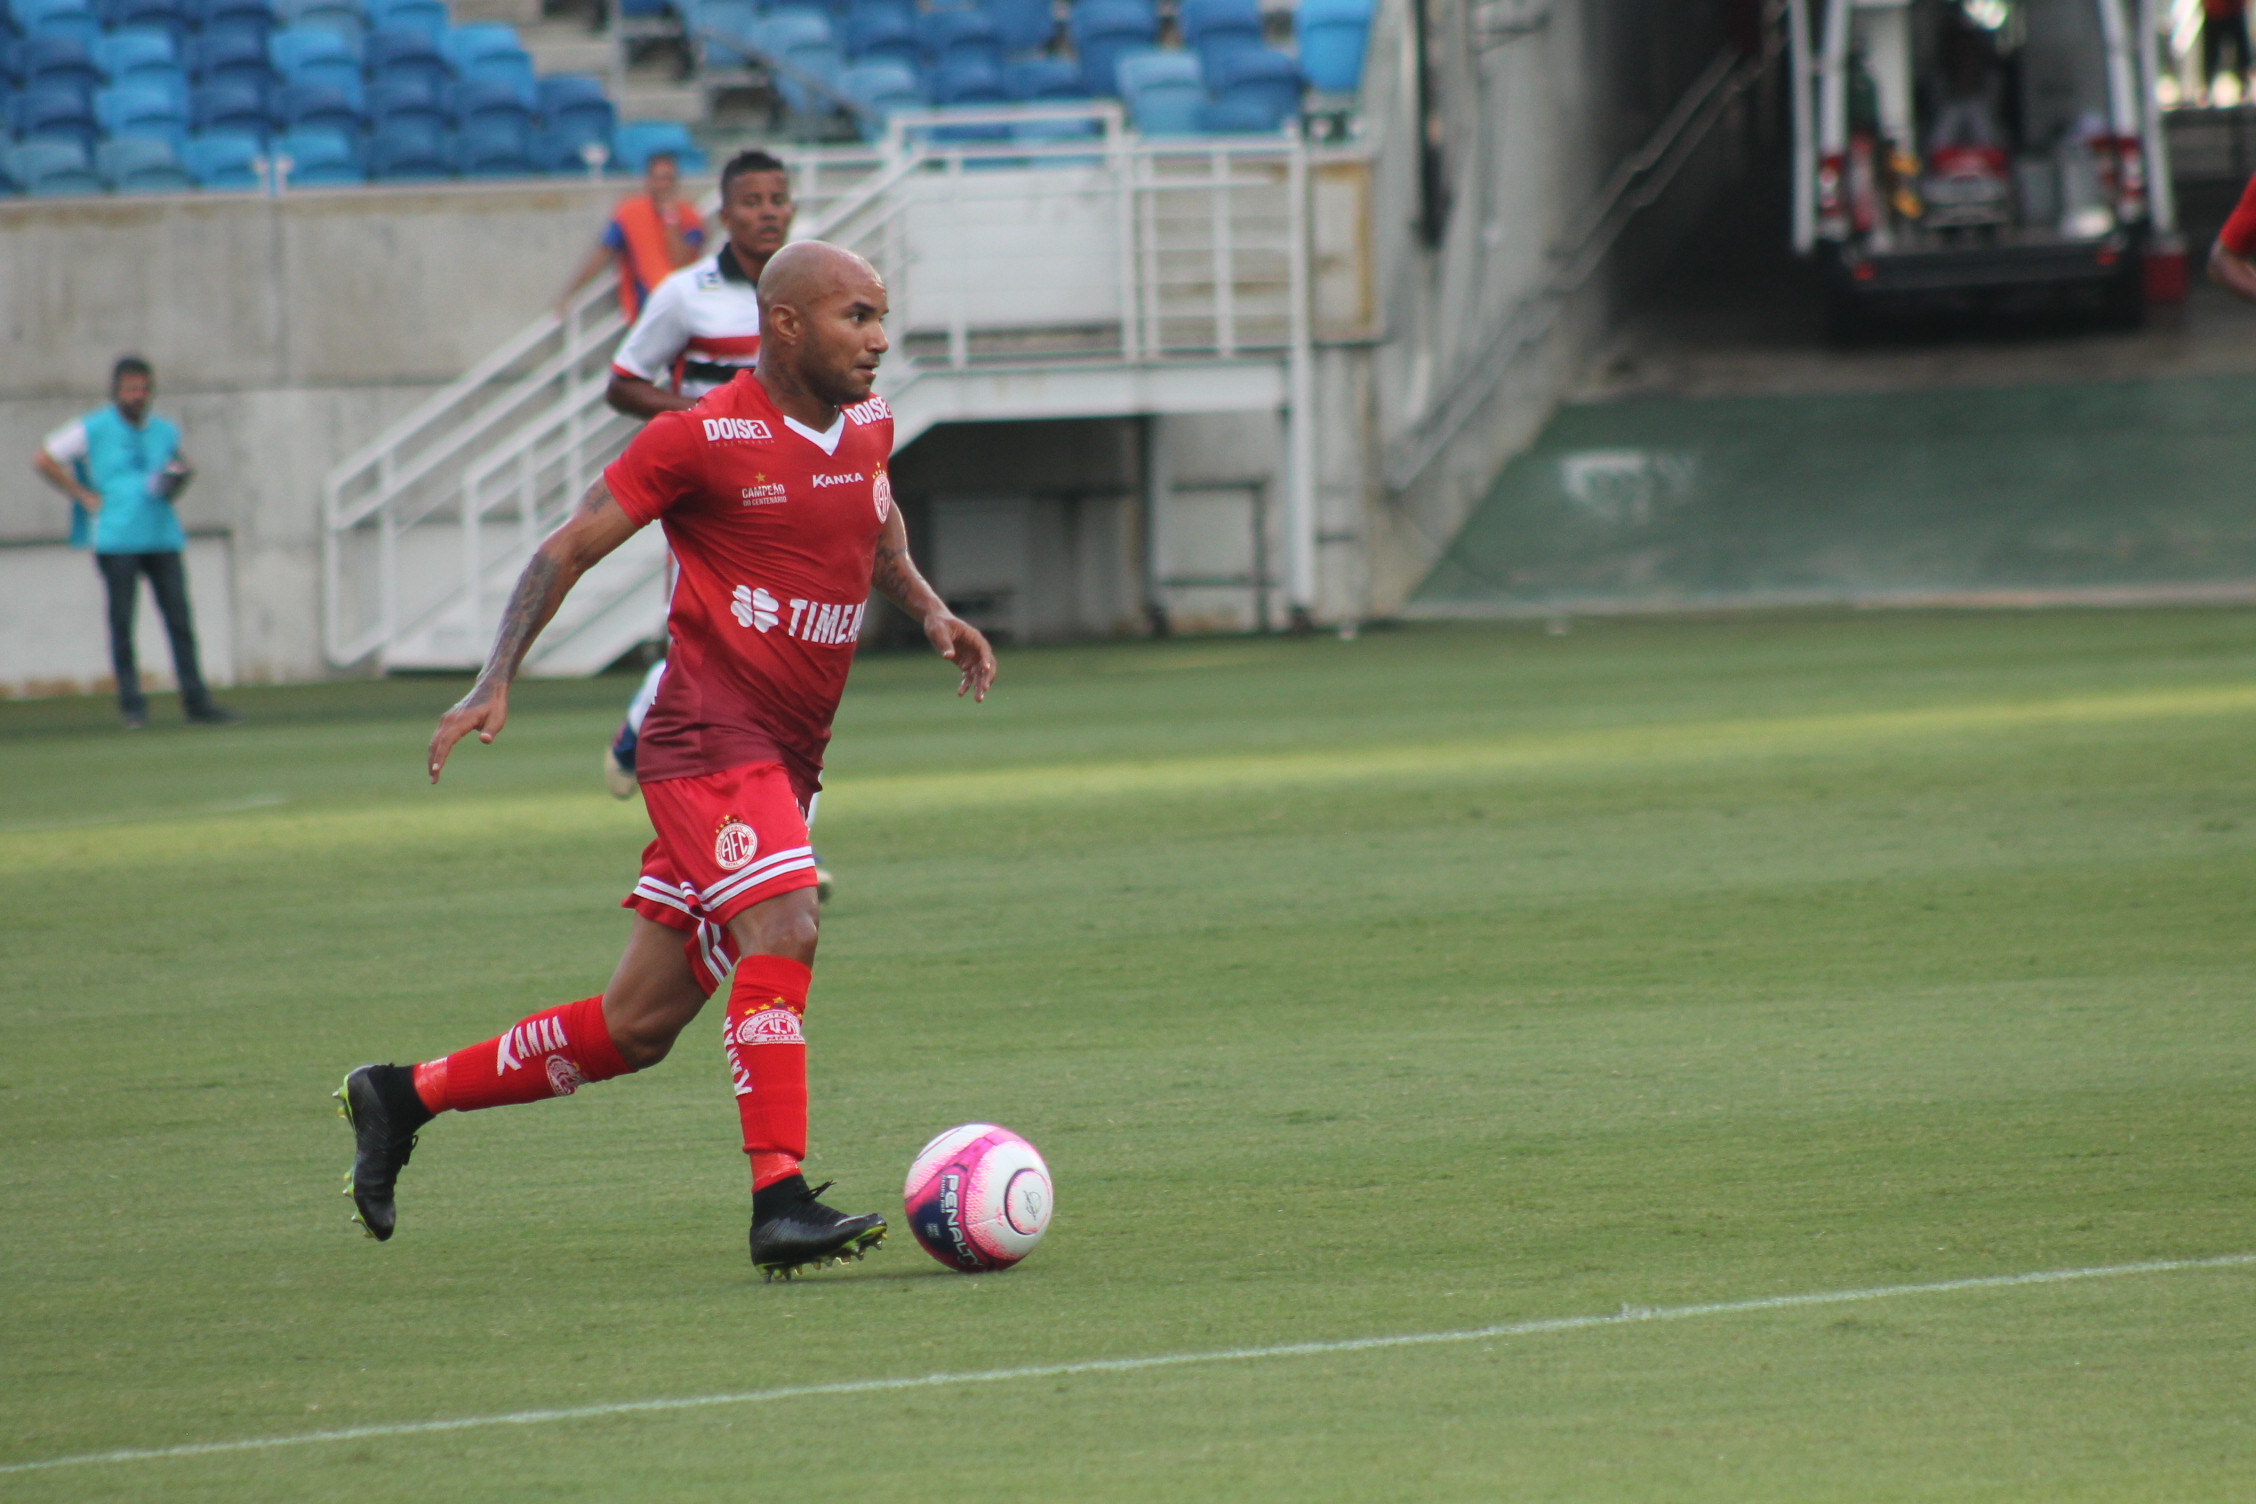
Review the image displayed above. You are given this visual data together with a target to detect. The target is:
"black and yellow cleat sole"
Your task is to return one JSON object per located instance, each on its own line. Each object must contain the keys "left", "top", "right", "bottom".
{"left": 334, "top": 1072, "right": 384, "bottom": 1240}
{"left": 758, "top": 1225, "right": 887, "bottom": 1283}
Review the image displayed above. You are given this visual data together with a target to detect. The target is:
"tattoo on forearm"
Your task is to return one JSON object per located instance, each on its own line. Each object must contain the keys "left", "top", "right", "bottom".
{"left": 871, "top": 539, "right": 929, "bottom": 611}
{"left": 476, "top": 552, "right": 561, "bottom": 695}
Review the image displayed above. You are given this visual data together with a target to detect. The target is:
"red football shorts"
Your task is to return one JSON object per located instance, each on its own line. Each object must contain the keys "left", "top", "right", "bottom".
{"left": 624, "top": 761, "right": 820, "bottom": 995}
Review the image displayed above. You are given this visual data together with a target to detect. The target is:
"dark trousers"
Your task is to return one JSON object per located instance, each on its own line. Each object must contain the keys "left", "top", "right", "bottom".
{"left": 96, "top": 550, "right": 213, "bottom": 718}
{"left": 2207, "top": 13, "right": 2252, "bottom": 85}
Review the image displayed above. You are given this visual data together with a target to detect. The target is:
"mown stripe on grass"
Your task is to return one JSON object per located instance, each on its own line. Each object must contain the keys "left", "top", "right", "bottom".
{"left": 5, "top": 1252, "right": 2248, "bottom": 1476}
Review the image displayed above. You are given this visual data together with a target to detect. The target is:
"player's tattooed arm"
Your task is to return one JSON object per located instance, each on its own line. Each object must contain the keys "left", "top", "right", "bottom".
{"left": 870, "top": 503, "right": 996, "bottom": 702}
{"left": 427, "top": 481, "right": 640, "bottom": 782}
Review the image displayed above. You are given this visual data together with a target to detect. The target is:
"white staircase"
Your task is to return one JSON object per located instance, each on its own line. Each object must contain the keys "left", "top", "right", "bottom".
{"left": 323, "top": 109, "right": 1329, "bottom": 674}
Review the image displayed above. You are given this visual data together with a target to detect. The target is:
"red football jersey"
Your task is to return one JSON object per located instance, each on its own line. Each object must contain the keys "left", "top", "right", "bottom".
{"left": 603, "top": 372, "right": 896, "bottom": 789}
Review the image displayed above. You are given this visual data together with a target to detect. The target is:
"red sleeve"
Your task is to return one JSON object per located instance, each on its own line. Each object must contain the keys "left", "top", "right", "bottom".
{"left": 604, "top": 410, "right": 702, "bottom": 525}
{"left": 2222, "top": 171, "right": 2256, "bottom": 258}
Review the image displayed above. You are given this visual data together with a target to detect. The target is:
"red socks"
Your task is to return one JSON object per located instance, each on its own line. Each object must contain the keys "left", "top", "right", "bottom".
{"left": 413, "top": 996, "right": 631, "bottom": 1114}
{"left": 724, "top": 956, "right": 811, "bottom": 1181}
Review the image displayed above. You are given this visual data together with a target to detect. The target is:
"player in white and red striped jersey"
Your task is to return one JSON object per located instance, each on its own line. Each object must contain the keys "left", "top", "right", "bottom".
{"left": 336, "top": 241, "right": 997, "bottom": 1280}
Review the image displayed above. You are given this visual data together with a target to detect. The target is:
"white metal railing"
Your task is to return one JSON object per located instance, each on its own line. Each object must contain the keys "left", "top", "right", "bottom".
{"left": 323, "top": 109, "right": 1317, "bottom": 671}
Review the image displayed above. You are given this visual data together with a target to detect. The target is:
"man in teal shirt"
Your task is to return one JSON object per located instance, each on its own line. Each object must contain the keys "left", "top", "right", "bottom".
{"left": 34, "top": 356, "right": 235, "bottom": 728}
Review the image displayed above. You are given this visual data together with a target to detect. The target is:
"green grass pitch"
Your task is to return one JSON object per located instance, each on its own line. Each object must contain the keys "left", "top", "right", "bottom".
{"left": 4, "top": 610, "right": 2254, "bottom": 1501}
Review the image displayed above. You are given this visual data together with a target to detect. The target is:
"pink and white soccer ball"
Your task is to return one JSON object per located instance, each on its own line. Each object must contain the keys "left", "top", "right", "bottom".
{"left": 903, "top": 1123, "right": 1053, "bottom": 1272}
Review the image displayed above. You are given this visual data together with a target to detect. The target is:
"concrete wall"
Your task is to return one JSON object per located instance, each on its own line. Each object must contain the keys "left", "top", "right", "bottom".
{"left": 0, "top": 180, "right": 624, "bottom": 693}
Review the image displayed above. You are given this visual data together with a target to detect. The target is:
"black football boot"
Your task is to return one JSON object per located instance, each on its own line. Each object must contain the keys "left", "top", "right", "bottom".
{"left": 748, "top": 1175, "right": 888, "bottom": 1281}
{"left": 335, "top": 1063, "right": 434, "bottom": 1241}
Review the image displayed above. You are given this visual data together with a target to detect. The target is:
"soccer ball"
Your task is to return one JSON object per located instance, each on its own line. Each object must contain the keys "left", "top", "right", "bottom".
{"left": 903, "top": 1123, "right": 1053, "bottom": 1272}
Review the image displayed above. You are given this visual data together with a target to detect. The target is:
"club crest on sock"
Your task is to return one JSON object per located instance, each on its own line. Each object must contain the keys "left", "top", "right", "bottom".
{"left": 546, "top": 1055, "right": 589, "bottom": 1096}
{"left": 733, "top": 1005, "right": 805, "bottom": 1047}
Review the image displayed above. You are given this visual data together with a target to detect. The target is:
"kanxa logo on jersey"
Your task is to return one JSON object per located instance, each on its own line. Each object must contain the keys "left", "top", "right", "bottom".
{"left": 702, "top": 417, "right": 773, "bottom": 443}
{"left": 811, "top": 471, "right": 864, "bottom": 489}
{"left": 713, "top": 815, "right": 759, "bottom": 871}
{"left": 731, "top": 583, "right": 867, "bottom": 646}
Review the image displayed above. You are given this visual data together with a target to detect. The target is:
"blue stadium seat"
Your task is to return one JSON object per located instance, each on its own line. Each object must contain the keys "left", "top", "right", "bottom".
{"left": 917, "top": 5, "right": 998, "bottom": 71}
{"left": 1294, "top": 0, "right": 1368, "bottom": 92}
{"left": 532, "top": 123, "right": 607, "bottom": 172}
{"left": 16, "top": 33, "right": 100, "bottom": 93}
{"left": 834, "top": 57, "right": 917, "bottom": 138}
{"left": 611, "top": 116, "right": 699, "bottom": 173}
{"left": 928, "top": 55, "right": 1000, "bottom": 105}
{"left": 455, "top": 114, "right": 532, "bottom": 175}
{"left": 753, "top": 8, "right": 840, "bottom": 114}
{"left": 269, "top": 23, "right": 358, "bottom": 88}
{"left": 273, "top": 0, "right": 358, "bottom": 36}
{"left": 684, "top": 0, "right": 757, "bottom": 68}
{"left": 99, "top": 0, "right": 191, "bottom": 44}
{"left": 180, "top": 127, "right": 263, "bottom": 184}
{"left": 94, "top": 27, "right": 177, "bottom": 83}
{"left": 617, "top": 0, "right": 667, "bottom": 16}
{"left": 1002, "top": 53, "right": 1081, "bottom": 99}
{"left": 190, "top": 0, "right": 276, "bottom": 41}
{"left": 9, "top": 83, "right": 98, "bottom": 148}
{"left": 364, "top": 72, "right": 439, "bottom": 129}
{"left": 449, "top": 73, "right": 525, "bottom": 130}
{"left": 277, "top": 76, "right": 359, "bottom": 128}
{"left": 96, "top": 78, "right": 188, "bottom": 137}
{"left": 273, "top": 122, "right": 358, "bottom": 179}
{"left": 1204, "top": 44, "right": 1295, "bottom": 125}
{"left": 536, "top": 71, "right": 612, "bottom": 141}
{"left": 98, "top": 133, "right": 195, "bottom": 188}
{"left": 440, "top": 22, "right": 524, "bottom": 75}
{"left": 985, "top": 0, "right": 1055, "bottom": 54}
{"left": 15, "top": 0, "right": 99, "bottom": 44}
{"left": 1114, "top": 48, "right": 1200, "bottom": 133}
{"left": 364, "top": 0, "right": 444, "bottom": 40}
{"left": 4, "top": 136, "right": 101, "bottom": 191}
{"left": 363, "top": 111, "right": 448, "bottom": 175}
{"left": 843, "top": 0, "right": 913, "bottom": 67}
{"left": 190, "top": 77, "right": 273, "bottom": 135}
{"left": 187, "top": 28, "right": 273, "bottom": 87}
{"left": 363, "top": 26, "right": 444, "bottom": 90}
{"left": 1067, "top": 0, "right": 1153, "bottom": 96}
{"left": 1177, "top": 0, "right": 1259, "bottom": 71}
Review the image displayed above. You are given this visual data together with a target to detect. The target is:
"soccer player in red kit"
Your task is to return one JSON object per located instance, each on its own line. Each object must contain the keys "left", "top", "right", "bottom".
{"left": 335, "top": 241, "right": 996, "bottom": 1279}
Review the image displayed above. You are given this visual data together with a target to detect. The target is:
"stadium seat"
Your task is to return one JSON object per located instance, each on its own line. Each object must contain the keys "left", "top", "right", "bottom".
{"left": 187, "top": 28, "right": 274, "bottom": 88}
{"left": 1177, "top": 0, "right": 1260, "bottom": 73}
{"left": 363, "top": 26, "right": 445, "bottom": 91}
{"left": 191, "top": 76, "right": 274, "bottom": 134}
{"left": 273, "top": 0, "right": 358, "bottom": 36}
{"left": 277, "top": 76, "right": 359, "bottom": 129}
{"left": 1002, "top": 53, "right": 1082, "bottom": 100}
{"left": 3, "top": 135, "right": 101, "bottom": 191}
{"left": 97, "top": 133, "right": 195, "bottom": 188}
{"left": 1294, "top": 0, "right": 1368, "bottom": 92}
{"left": 1114, "top": 48, "right": 1200, "bottom": 133}
{"left": 834, "top": 57, "right": 917, "bottom": 138}
{"left": 843, "top": 0, "right": 913, "bottom": 68}
{"left": 190, "top": 0, "right": 276, "bottom": 41}
{"left": 1067, "top": 0, "right": 1153, "bottom": 96}
{"left": 535, "top": 72, "right": 612, "bottom": 145}
{"left": 449, "top": 74, "right": 525, "bottom": 131}
{"left": 1204, "top": 44, "right": 1296, "bottom": 126}
{"left": 927, "top": 55, "right": 1000, "bottom": 105}
{"left": 682, "top": 0, "right": 755, "bottom": 68}
{"left": 180, "top": 126, "right": 263, "bottom": 184}
{"left": 985, "top": 0, "right": 1055, "bottom": 55}
{"left": 15, "top": 0, "right": 99, "bottom": 44}
{"left": 454, "top": 114, "right": 532, "bottom": 175}
{"left": 96, "top": 78, "right": 189, "bottom": 138}
{"left": 364, "top": 72, "right": 440, "bottom": 129}
{"left": 752, "top": 9, "right": 840, "bottom": 114}
{"left": 363, "top": 0, "right": 444, "bottom": 40}
{"left": 9, "top": 83, "right": 98, "bottom": 149}
{"left": 363, "top": 111, "right": 448, "bottom": 175}
{"left": 532, "top": 122, "right": 608, "bottom": 172}
{"left": 440, "top": 23, "right": 525, "bottom": 76}
{"left": 15, "top": 33, "right": 100, "bottom": 93}
{"left": 99, "top": 0, "right": 191, "bottom": 44}
{"left": 273, "top": 122, "right": 358, "bottom": 179}
{"left": 917, "top": 5, "right": 998, "bottom": 72}
{"left": 269, "top": 23, "right": 358, "bottom": 89}
{"left": 611, "top": 116, "right": 699, "bottom": 173}
{"left": 95, "top": 27, "right": 182, "bottom": 83}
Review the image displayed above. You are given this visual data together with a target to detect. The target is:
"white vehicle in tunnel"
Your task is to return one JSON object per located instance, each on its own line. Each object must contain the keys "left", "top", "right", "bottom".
{"left": 1787, "top": 0, "right": 2179, "bottom": 330}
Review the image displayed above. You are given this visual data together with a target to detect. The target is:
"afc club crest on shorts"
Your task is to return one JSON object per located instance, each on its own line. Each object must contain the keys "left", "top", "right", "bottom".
{"left": 873, "top": 468, "right": 893, "bottom": 522}
{"left": 713, "top": 815, "right": 759, "bottom": 871}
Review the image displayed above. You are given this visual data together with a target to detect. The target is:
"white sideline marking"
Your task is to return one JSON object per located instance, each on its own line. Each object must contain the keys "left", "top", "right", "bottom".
{"left": 4, "top": 1252, "right": 2248, "bottom": 1475}
{"left": 0, "top": 793, "right": 289, "bottom": 835}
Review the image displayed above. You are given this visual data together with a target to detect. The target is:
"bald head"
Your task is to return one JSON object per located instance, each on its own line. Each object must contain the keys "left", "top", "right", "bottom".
{"left": 755, "top": 240, "right": 890, "bottom": 412}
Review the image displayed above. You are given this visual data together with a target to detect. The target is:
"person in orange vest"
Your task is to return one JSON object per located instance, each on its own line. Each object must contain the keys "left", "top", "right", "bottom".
{"left": 556, "top": 151, "right": 707, "bottom": 322}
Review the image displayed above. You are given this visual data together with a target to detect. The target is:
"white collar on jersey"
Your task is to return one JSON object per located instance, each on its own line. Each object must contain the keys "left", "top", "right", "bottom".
{"left": 783, "top": 412, "right": 846, "bottom": 456}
